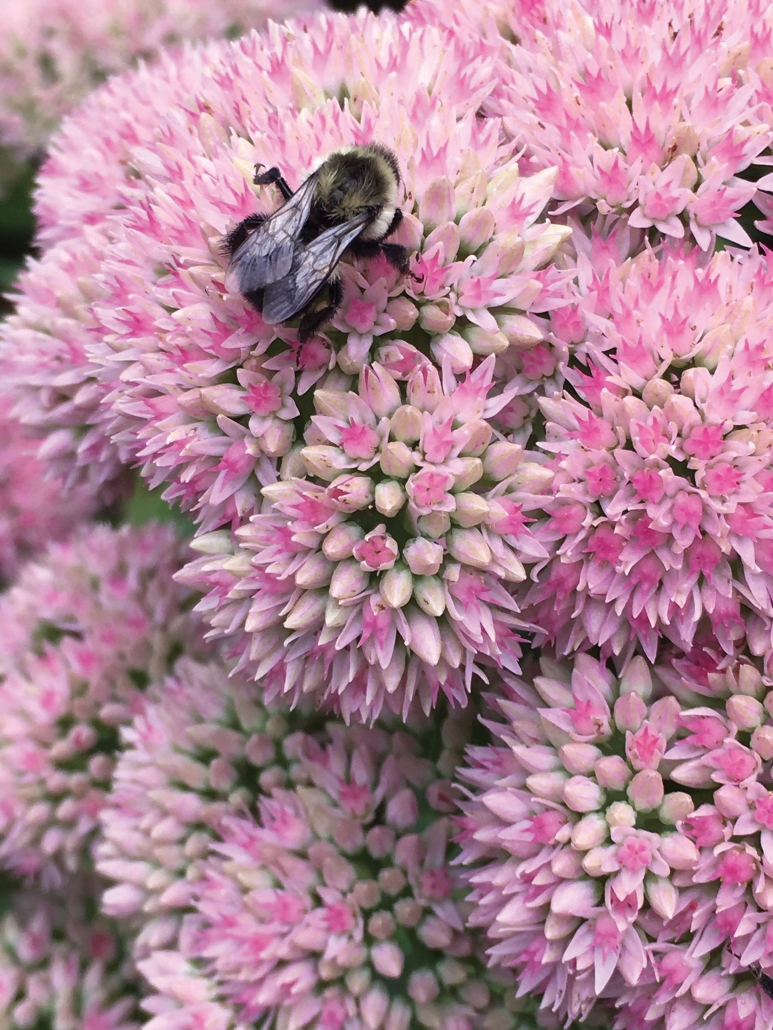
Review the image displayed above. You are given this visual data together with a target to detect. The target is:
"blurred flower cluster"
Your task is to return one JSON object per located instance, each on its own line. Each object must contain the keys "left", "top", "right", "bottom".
{"left": 3, "top": 0, "right": 773, "bottom": 1028}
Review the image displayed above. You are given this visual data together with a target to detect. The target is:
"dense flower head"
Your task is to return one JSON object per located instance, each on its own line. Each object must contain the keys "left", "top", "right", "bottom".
{"left": 0, "top": 0, "right": 324, "bottom": 167}
{"left": 486, "top": 0, "right": 773, "bottom": 255}
{"left": 520, "top": 245, "right": 773, "bottom": 662}
{"left": 126, "top": 698, "right": 532, "bottom": 1030}
{"left": 0, "top": 872, "right": 139, "bottom": 1030}
{"left": 181, "top": 356, "right": 553, "bottom": 722}
{"left": 0, "top": 522, "right": 205, "bottom": 881}
{"left": 409, "top": 0, "right": 773, "bottom": 254}
{"left": 2, "top": 10, "right": 572, "bottom": 531}
{"left": 0, "top": 391, "right": 97, "bottom": 582}
{"left": 456, "top": 650, "right": 773, "bottom": 1028}
{"left": 1, "top": 236, "right": 130, "bottom": 500}
{"left": 97, "top": 656, "right": 300, "bottom": 956}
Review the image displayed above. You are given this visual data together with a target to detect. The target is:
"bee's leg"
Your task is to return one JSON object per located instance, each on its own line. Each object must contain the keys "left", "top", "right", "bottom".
{"left": 298, "top": 279, "right": 344, "bottom": 342}
{"left": 221, "top": 213, "right": 267, "bottom": 256}
{"left": 253, "top": 165, "right": 294, "bottom": 201}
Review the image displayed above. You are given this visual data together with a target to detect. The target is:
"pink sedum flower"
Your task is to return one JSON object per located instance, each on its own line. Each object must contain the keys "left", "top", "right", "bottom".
{"left": 409, "top": 0, "right": 773, "bottom": 255}
{"left": 0, "top": 0, "right": 324, "bottom": 166}
{"left": 1, "top": 237, "right": 131, "bottom": 500}
{"left": 180, "top": 357, "right": 554, "bottom": 721}
{"left": 0, "top": 874, "right": 139, "bottom": 1030}
{"left": 97, "top": 657, "right": 298, "bottom": 956}
{"left": 0, "top": 391, "right": 97, "bottom": 582}
{"left": 133, "top": 709, "right": 526, "bottom": 1030}
{"left": 456, "top": 650, "right": 773, "bottom": 1028}
{"left": 522, "top": 245, "right": 773, "bottom": 661}
{"left": 3, "top": 10, "right": 570, "bottom": 532}
{"left": 0, "top": 522, "right": 206, "bottom": 881}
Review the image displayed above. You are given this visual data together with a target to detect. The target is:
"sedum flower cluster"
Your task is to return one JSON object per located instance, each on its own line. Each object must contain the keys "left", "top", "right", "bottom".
{"left": 0, "top": 873, "right": 139, "bottom": 1030}
{"left": 5, "top": 0, "right": 773, "bottom": 1028}
{"left": 457, "top": 651, "right": 773, "bottom": 1029}
{"left": 0, "top": 523, "right": 206, "bottom": 882}
{"left": 97, "top": 659, "right": 530, "bottom": 1030}
{"left": 0, "top": 0, "right": 324, "bottom": 172}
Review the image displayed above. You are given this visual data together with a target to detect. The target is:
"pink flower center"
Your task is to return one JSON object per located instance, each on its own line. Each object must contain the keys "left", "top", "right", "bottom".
{"left": 352, "top": 532, "right": 398, "bottom": 572}
{"left": 422, "top": 419, "right": 455, "bottom": 463}
{"left": 527, "top": 810, "right": 567, "bottom": 845}
{"left": 407, "top": 468, "right": 454, "bottom": 510}
{"left": 325, "top": 902, "right": 356, "bottom": 933}
{"left": 631, "top": 467, "right": 665, "bottom": 503}
{"left": 717, "top": 849, "right": 756, "bottom": 884}
{"left": 703, "top": 462, "right": 742, "bottom": 497}
{"left": 627, "top": 724, "right": 664, "bottom": 769}
{"left": 617, "top": 836, "right": 653, "bottom": 872}
{"left": 593, "top": 915, "right": 622, "bottom": 957}
{"left": 419, "top": 869, "right": 452, "bottom": 899}
{"left": 683, "top": 810, "right": 725, "bottom": 848}
{"left": 339, "top": 782, "right": 372, "bottom": 817}
{"left": 754, "top": 794, "right": 773, "bottom": 830}
{"left": 683, "top": 424, "right": 724, "bottom": 461}
{"left": 585, "top": 462, "right": 618, "bottom": 498}
{"left": 246, "top": 379, "right": 283, "bottom": 416}
{"left": 713, "top": 744, "right": 757, "bottom": 783}
{"left": 339, "top": 421, "right": 380, "bottom": 460}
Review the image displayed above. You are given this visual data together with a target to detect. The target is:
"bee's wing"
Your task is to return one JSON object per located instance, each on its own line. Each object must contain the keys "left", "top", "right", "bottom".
{"left": 261, "top": 213, "right": 370, "bottom": 324}
{"left": 225, "top": 172, "right": 319, "bottom": 295}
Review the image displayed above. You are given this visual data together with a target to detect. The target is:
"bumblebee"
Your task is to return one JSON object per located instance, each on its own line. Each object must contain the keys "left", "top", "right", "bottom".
{"left": 224, "top": 143, "right": 411, "bottom": 341}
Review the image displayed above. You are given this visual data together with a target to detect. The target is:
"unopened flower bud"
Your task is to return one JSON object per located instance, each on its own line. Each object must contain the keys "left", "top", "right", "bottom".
{"left": 595, "top": 755, "right": 631, "bottom": 791}
{"left": 447, "top": 528, "right": 491, "bottom": 569}
{"left": 360, "top": 363, "right": 401, "bottom": 417}
{"left": 459, "top": 208, "right": 496, "bottom": 252}
{"left": 714, "top": 784, "right": 747, "bottom": 819}
{"left": 403, "top": 538, "right": 444, "bottom": 576}
{"left": 628, "top": 769, "right": 664, "bottom": 811}
{"left": 496, "top": 313, "right": 543, "bottom": 346}
{"left": 464, "top": 327, "right": 510, "bottom": 356}
{"left": 414, "top": 577, "right": 446, "bottom": 618}
{"left": 482, "top": 441, "right": 522, "bottom": 479}
{"left": 419, "top": 302, "right": 455, "bottom": 334}
{"left": 362, "top": 986, "right": 391, "bottom": 1030}
{"left": 571, "top": 813, "right": 608, "bottom": 850}
{"left": 431, "top": 333, "right": 473, "bottom": 373}
{"left": 452, "top": 493, "right": 490, "bottom": 527}
{"left": 645, "top": 875, "right": 678, "bottom": 921}
{"left": 618, "top": 656, "right": 653, "bottom": 700}
{"left": 659, "top": 832, "right": 699, "bottom": 869}
{"left": 390, "top": 405, "right": 423, "bottom": 442}
{"left": 322, "top": 523, "right": 364, "bottom": 561}
{"left": 606, "top": 802, "right": 636, "bottom": 828}
{"left": 380, "top": 566, "right": 413, "bottom": 609}
{"left": 375, "top": 480, "right": 406, "bottom": 518}
{"left": 614, "top": 692, "right": 647, "bottom": 732}
{"left": 419, "top": 177, "right": 455, "bottom": 228}
{"left": 371, "top": 942, "right": 404, "bottom": 979}
{"left": 330, "top": 561, "right": 370, "bottom": 600}
{"left": 659, "top": 792, "right": 694, "bottom": 825}
{"left": 417, "top": 512, "right": 451, "bottom": 538}
{"left": 525, "top": 770, "right": 568, "bottom": 802}
{"left": 558, "top": 743, "right": 602, "bottom": 776}
{"left": 451, "top": 457, "right": 484, "bottom": 491}
{"left": 380, "top": 441, "right": 415, "bottom": 479}
{"left": 727, "top": 694, "right": 764, "bottom": 731}
{"left": 752, "top": 725, "right": 773, "bottom": 760}
{"left": 562, "top": 776, "right": 604, "bottom": 813}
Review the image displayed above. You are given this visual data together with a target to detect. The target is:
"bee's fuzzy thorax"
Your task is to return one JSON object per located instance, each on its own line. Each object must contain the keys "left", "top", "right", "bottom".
{"left": 315, "top": 143, "right": 399, "bottom": 239}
